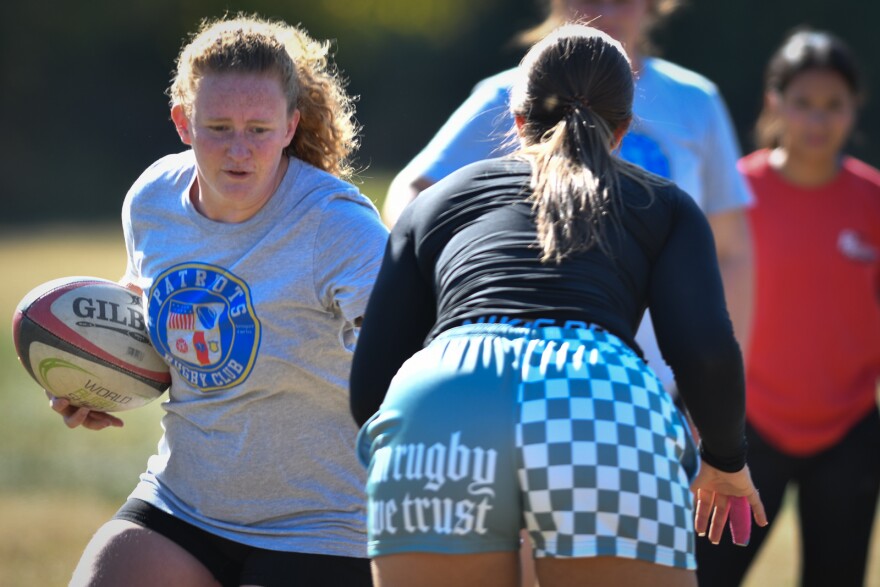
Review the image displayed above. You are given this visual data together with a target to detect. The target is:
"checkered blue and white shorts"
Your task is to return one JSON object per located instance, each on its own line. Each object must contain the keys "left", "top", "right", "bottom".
{"left": 358, "top": 322, "right": 699, "bottom": 569}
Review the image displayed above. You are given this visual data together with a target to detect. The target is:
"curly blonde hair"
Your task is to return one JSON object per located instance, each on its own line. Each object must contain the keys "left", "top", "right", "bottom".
{"left": 168, "top": 14, "right": 360, "bottom": 178}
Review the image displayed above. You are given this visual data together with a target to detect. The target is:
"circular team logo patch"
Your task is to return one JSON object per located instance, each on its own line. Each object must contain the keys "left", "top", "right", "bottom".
{"left": 147, "top": 263, "right": 260, "bottom": 391}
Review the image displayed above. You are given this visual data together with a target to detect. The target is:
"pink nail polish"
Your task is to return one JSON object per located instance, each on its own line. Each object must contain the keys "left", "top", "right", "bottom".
{"left": 729, "top": 496, "right": 751, "bottom": 546}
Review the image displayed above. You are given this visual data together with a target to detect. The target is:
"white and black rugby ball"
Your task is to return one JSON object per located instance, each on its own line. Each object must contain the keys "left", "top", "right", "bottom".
{"left": 12, "top": 276, "right": 171, "bottom": 412}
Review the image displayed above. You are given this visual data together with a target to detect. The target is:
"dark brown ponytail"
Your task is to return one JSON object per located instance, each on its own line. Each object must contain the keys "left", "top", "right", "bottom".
{"left": 511, "top": 24, "right": 637, "bottom": 263}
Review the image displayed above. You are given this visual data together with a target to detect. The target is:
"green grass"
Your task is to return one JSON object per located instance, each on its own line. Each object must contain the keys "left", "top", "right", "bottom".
{"left": 1, "top": 212, "right": 878, "bottom": 585}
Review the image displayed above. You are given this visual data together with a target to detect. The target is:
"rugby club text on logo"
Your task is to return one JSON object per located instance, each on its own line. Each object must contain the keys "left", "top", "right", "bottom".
{"left": 148, "top": 263, "right": 260, "bottom": 391}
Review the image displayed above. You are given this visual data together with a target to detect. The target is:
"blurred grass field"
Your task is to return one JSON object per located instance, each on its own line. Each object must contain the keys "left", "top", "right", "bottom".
{"left": 1, "top": 194, "right": 878, "bottom": 584}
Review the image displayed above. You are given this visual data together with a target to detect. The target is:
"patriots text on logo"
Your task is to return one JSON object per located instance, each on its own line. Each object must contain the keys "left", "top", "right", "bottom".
{"left": 147, "top": 263, "right": 260, "bottom": 391}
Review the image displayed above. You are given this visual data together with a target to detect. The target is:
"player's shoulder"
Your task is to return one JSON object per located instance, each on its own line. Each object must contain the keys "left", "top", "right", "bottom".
{"left": 643, "top": 57, "right": 720, "bottom": 97}
{"left": 403, "top": 157, "right": 528, "bottom": 226}
{"left": 428, "top": 157, "right": 530, "bottom": 196}
{"left": 136, "top": 150, "right": 194, "bottom": 182}
{"left": 842, "top": 156, "right": 880, "bottom": 189}
{"left": 126, "top": 151, "right": 195, "bottom": 204}
{"left": 616, "top": 166, "right": 702, "bottom": 239}
{"left": 471, "top": 67, "right": 520, "bottom": 95}
{"left": 286, "top": 158, "right": 383, "bottom": 223}
{"left": 288, "top": 157, "right": 359, "bottom": 198}
{"left": 736, "top": 149, "right": 772, "bottom": 178}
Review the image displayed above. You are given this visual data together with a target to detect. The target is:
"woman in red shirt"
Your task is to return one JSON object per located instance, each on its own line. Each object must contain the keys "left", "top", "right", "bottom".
{"left": 696, "top": 29, "right": 880, "bottom": 587}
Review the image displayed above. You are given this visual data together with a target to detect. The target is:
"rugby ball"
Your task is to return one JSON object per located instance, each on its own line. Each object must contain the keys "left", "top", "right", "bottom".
{"left": 12, "top": 276, "right": 171, "bottom": 412}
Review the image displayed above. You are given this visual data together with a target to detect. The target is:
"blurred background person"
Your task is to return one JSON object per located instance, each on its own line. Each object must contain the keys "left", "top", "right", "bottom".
{"left": 382, "top": 0, "right": 754, "bottom": 404}
{"left": 695, "top": 28, "right": 880, "bottom": 587}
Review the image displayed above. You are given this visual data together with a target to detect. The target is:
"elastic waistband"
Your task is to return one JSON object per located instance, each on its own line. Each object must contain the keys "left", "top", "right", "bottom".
{"left": 435, "top": 318, "right": 626, "bottom": 349}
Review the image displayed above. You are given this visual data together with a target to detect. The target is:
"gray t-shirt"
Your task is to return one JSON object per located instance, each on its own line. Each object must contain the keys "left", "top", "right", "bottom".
{"left": 122, "top": 151, "right": 388, "bottom": 556}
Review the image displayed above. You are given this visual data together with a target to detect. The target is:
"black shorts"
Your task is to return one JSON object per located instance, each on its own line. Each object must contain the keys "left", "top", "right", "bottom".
{"left": 114, "top": 499, "right": 372, "bottom": 587}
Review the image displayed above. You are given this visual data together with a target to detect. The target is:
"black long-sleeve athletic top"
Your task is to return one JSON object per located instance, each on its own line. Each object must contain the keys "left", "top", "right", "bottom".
{"left": 351, "top": 157, "right": 746, "bottom": 472}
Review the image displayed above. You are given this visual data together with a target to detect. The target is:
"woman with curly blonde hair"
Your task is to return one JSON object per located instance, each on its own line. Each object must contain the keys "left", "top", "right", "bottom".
{"left": 52, "top": 14, "right": 387, "bottom": 586}
{"left": 169, "top": 14, "right": 360, "bottom": 180}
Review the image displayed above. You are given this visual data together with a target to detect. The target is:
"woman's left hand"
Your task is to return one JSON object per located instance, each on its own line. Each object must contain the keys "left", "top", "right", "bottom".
{"left": 691, "top": 462, "right": 768, "bottom": 545}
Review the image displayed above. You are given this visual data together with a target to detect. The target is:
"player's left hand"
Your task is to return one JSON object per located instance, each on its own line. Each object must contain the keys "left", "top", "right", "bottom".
{"left": 691, "top": 462, "right": 768, "bottom": 545}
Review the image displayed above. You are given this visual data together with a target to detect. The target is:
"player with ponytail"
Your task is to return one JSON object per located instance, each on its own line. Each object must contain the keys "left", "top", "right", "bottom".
{"left": 351, "top": 24, "right": 766, "bottom": 587}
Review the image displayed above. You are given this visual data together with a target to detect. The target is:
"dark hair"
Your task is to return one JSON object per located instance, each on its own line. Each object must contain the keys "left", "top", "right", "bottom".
{"left": 511, "top": 23, "right": 655, "bottom": 263}
{"left": 755, "top": 28, "right": 863, "bottom": 149}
